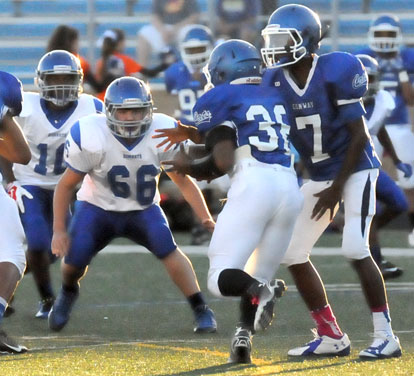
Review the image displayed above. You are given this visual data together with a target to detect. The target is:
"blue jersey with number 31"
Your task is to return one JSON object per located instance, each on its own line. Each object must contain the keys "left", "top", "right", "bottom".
{"left": 193, "top": 82, "right": 292, "bottom": 167}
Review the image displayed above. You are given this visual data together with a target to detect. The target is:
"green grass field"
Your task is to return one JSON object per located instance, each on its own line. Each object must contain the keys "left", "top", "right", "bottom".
{"left": 1, "top": 231, "right": 414, "bottom": 375}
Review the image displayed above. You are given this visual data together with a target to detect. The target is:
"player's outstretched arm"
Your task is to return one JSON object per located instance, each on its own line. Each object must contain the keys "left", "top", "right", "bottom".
{"left": 167, "top": 170, "right": 215, "bottom": 232}
{"left": 153, "top": 121, "right": 203, "bottom": 150}
{"left": 0, "top": 113, "right": 30, "bottom": 164}
{"left": 52, "top": 168, "right": 85, "bottom": 258}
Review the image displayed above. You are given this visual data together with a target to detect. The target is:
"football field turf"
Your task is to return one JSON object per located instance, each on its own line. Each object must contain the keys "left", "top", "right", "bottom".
{"left": 2, "top": 231, "right": 414, "bottom": 375}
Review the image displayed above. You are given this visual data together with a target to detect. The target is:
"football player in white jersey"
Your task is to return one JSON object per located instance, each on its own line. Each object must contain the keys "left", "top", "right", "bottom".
{"left": 0, "top": 50, "right": 104, "bottom": 319}
{"left": 357, "top": 54, "right": 411, "bottom": 279}
{"left": 48, "top": 77, "right": 217, "bottom": 334}
{"left": 0, "top": 71, "right": 30, "bottom": 354}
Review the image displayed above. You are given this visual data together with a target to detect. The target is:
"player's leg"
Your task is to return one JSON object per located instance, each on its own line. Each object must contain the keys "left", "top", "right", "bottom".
{"left": 207, "top": 167, "right": 289, "bottom": 363}
{"left": 19, "top": 186, "right": 55, "bottom": 318}
{"left": 284, "top": 180, "right": 350, "bottom": 357}
{"left": 372, "top": 170, "right": 407, "bottom": 278}
{"left": 49, "top": 201, "right": 114, "bottom": 331}
{"left": 342, "top": 169, "right": 401, "bottom": 358}
{"left": 0, "top": 193, "right": 27, "bottom": 353}
{"left": 126, "top": 203, "right": 216, "bottom": 333}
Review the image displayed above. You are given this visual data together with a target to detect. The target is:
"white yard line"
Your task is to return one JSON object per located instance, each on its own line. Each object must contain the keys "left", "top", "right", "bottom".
{"left": 101, "top": 245, "right": 414, "bottom": 257}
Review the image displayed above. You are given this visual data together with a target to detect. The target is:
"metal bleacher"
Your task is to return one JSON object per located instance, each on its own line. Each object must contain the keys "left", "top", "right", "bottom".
{"left": 0, "top": 0, "right": 414, "bottom": 91}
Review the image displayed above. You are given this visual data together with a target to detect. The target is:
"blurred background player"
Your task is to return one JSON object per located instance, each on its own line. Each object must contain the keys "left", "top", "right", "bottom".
{"left": 136, "top": 0, "right": 200, "bottom": 67}
{"left": 95, "top": 28, "right": 174, "bottom": 101}
{"left": 261, "top": 4, "right": 401, "bottom": 359}
{"left": 0, "top": 50, "right": 103, "bottom": 320}
{"left": 48, "top": 77, "right": 217, "bottom": 334}
{"left": 164, "top": 24, "right": 228, "bottom": 245}
{"left": 357, "top": 15, "right": 414, "bottom": 246}
{"left": 0, "top": 71, "right": 30, "bottom": 354}
{"left": 357, "top": 54, "right": 411, "bottom": 279}
{"left": 158, "top": 40, "right": 302, "bottom": 364}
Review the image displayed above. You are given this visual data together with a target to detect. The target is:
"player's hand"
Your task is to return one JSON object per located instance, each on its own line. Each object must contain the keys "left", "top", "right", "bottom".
{"left": 6, "top": 181, "right": 33, "bottom": 213}
{"left": 202, "top": 218, "right": 215, "bottom": 233}
{"left": 396, "top": 161, "right": 413, "bottom": 178}
{"left": 162, "top": 143, "right": 193, "bottom": 175}
{"left": 153, "top": 121, "right": 190, "bottom": 151}
{"left": 311, "top": 184, "right": 342, "bottom": 221}
{"left": 51, "top": 230, "right": 70, "bottom": 258}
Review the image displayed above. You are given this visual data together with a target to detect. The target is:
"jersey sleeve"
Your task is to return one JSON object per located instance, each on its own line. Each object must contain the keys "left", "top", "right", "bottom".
{"left": 0, "top": 71, "right": 23, "bottom": 119}
{"left": 192, "top": 85, "right": 235, "bottom": 134}
{"left": 401, "top": 48, "right": 414, "bottom": 74}
{"left": 64, "top": 120, "right": 103, "bottom": 174}
{"left": 164, "top": 65, "right": 178, "bottom": 94}
{"left": 325, "top": 52, "right": 368, "bottom": 123}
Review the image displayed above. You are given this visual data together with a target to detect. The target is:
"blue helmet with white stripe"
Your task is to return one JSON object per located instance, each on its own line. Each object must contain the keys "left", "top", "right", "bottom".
{"left": 104, "top": 77, "right": 153, "bottom": 139}
{"left": 261, "top": 4, "right": 322, "bottom": 68}
{"left": 356, "top": 54, "right": 379, "bottom": 100}
{"left": 369, "top": 15, "right": 402, "bottom": 53}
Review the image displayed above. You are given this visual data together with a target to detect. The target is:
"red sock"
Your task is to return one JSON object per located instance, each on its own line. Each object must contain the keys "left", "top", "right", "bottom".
{"left": 311, "top": 305, "right": 343, "bottom": 339}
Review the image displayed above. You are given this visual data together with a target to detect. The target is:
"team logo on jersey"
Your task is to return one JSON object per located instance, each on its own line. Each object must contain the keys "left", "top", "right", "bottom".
{"left": 352, "top": 73, "right": 367, "bottom": 90}
{"left": 194, "top": 110, "right": 212, "bottom": 125}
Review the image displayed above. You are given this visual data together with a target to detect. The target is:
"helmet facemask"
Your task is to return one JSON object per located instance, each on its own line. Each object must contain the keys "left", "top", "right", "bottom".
{"left": 106, "top": 100, "right": 153, "bottom": 139}
{"left": 261, "top": 25, "right": 307, "bottom": 68}
{"left": 369, "top": 26, "right": 402, "bottom": 53}
{"left": 181, "top": 40, "right": 212, "bottom": 70}
{"left": 37, "top": 70, "right": 83, "bottom": 107}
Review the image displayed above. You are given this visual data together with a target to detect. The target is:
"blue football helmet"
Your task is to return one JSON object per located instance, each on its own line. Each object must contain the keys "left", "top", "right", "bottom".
{"left": 35, "top": 50, "right": 83, "bottom": 107}
{"left": 180, "top": 24, "right": 214, "bottom": 70}
{"left": 104, "top": 77, "right": 153, "bottom": 139}
{"left": 203, "top": 39, "right": 262, "bottom": 89}
{"left": 261, "top": 4, "right": 322, "bottom": 68}
{"left": 356, "top": 54, "right": 379, "bottom": 100}
{"left": 368, "top": 15, "right": 402, "bottom": 53}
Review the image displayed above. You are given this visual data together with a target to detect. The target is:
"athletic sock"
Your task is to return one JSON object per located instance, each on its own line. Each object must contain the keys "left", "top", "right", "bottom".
{"left": 187, "top": 292, "right": 207, "bottom": 312}
{"left": 311, "top": 304, "right": 343, "bottom": 339}
{"left": 372, "top": 305, "right": 393, "bottom": 336}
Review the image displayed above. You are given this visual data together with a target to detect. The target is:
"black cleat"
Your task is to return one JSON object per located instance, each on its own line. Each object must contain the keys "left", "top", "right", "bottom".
{"left": 380, "top": 260, "right": 403, "bottom": 280}
{"left": 228, "top": 327, "right": 252, "bottom": 363}
{"left": 35, "top": 296, "right": 55, "bottom": 319}
{"left": 0, "top": 330, "right": 27, "bottom": 354}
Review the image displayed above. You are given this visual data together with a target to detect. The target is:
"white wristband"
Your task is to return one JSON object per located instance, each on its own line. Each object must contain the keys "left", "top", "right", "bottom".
{"left": 399, "top": 70, "right": 409, "bottom": 83}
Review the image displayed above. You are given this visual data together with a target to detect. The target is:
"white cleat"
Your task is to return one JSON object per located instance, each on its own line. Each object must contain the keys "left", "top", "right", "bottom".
{"left": 288, "top": 329, "right": 351, "bottom": 357}
{"left": 254, "top": 279, "right": 286, "bottom": 332}
{"left": 359, "top": 333, "right": 402, "bottom": 359}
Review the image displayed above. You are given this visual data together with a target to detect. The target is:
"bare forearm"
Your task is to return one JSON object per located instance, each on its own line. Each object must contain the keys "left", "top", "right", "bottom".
{"left": 0, "top": 115, "right": 31, "bottom": 164}
{"left": 53, "top": 182, "right": 75, "bottom": 232}
{"left": 377, "top": 127, "right": 399, "bottom": 164}
{"left": 0, "top": 156, "right": 16, "bottom": 183}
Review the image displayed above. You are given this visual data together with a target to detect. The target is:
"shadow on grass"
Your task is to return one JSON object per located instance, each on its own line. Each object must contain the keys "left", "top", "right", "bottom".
{"left": 156, "top": 362, "right": 255, "bottom": 376}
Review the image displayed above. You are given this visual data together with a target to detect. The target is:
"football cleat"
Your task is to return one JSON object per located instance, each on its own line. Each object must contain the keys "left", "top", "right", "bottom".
{"left": 4, "top": 305, "right": 15, "bottom": 318}
{"left": 380, "top": 260, "right": 403, "bottom": 280}
{"left": 252, "top": 279, "right": 287, "bottom": 332}
{"left": 48, "top": 288, "right": 79, "bottom": 331}
{"left": 359, "top": 333, "right": 402, "bottom": 359}
{"left": 288, "top": 329, "right": 351, "bottom": 357}
{"left": 228, "top": 327, "right": 252, "bottom": 364}
{"left": 0, "top": 330, "right": 28, "bottom": 354}
{"left": 193, "top": 305, "right": 217, "bottom": 333}
{"left": 35, "top": 296, "right": 55, "bottom": 319}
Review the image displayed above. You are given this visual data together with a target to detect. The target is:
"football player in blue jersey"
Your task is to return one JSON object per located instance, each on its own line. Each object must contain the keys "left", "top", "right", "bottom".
{"left": 357, "top": 15, "right": 414, "bottom": 247}
{"left": 48, "top": 77, "right": 217, "bottom": 334}
{"left": 0, "top": 50, "right": 104, "bottom": 320}
{"left": 261, "top": 4, "right": 401, "bottom": 359}
{"left": 159, "top": 40, "right": 303, "bottom": 364}
{"left": 0, "top": 71, "right": 30, "bottom": 354}
{"left": 164, "top": 24, "right": 228, "bottom": 245}
{"left": 357, "top": 54, "right": 410, "bottom": 279}
{"left": 165, "top": 24, "right": 214, "bottom": 125}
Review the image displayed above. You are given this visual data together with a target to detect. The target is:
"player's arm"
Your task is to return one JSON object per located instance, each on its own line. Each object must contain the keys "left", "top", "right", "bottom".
{"left": 52, "top": 168, "right": 85, "bottom": 258}
{"left": 398, "top": 70, "right": 414, "bottom": 105}
{"left": 0, "top": 113, "right": 30, "bottom": 164}
{"left": 166, "top": 170, "right": 215, "bottom": 232}
{"left": 377, "top": 126, "right": 412, "bottom": 177}
{"left": 312, "top": 117, "right": 369, "bottom": 220}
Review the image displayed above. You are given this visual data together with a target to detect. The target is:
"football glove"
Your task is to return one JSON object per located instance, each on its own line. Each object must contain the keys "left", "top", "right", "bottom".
{"left": 6, "top": 181, "right": 33, "bottom": 213}
{"left": 396, "top": 162, "right": 413, "bottom": 178}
